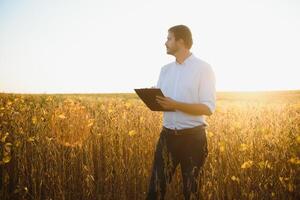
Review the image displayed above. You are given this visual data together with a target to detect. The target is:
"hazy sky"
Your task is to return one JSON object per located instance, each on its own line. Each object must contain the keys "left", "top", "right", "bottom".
{"left": 1, "top": 0, "right": 299, "bottom": 93}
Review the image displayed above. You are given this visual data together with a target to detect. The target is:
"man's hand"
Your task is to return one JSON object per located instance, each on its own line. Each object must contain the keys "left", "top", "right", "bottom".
{"left": 156, "top": 96, "right": 178, "bottom": 110}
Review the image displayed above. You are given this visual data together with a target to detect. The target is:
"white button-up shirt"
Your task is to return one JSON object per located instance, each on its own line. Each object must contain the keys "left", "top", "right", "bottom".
{"left": 156, "top": 53, "right": 216, "bottom": 129}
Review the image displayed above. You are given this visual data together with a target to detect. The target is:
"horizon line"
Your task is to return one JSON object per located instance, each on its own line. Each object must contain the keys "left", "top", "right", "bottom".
{"left": 1, "top": 88, "right": 300, "bottom": 95}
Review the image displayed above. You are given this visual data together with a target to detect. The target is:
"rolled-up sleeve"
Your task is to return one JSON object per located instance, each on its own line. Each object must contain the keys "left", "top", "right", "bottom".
{"left": 198, "top": 64, "right": 216, "bottom": 114}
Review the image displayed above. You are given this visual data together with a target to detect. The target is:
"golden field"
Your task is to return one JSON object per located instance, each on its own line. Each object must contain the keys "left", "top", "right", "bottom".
{"left": 0, "top": 91, "right": 299, "bottom": 200}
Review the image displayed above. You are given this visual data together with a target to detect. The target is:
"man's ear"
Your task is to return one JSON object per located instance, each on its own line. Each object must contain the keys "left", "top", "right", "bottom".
{"left": 178, "top": 38, "right": 185, "bottom": 48}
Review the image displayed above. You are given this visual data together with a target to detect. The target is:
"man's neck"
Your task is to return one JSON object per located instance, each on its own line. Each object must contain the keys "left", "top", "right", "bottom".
{"left": 175, "top": 50, "right": 192, "bottom": 64}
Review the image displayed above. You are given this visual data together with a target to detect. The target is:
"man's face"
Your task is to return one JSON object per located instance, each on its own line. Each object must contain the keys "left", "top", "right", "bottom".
{"left": 165, "top": 31, "right": 180, "bottom": 55}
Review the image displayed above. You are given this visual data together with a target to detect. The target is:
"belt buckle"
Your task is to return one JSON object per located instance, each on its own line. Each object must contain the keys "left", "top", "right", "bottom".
{"left": 174, "top": 128, "right": 179, "bottom": 135}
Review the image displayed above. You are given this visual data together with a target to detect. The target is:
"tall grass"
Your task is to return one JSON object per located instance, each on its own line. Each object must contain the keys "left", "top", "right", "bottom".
{"left": 0, "top": 91, "right": 299, "bottom": 199}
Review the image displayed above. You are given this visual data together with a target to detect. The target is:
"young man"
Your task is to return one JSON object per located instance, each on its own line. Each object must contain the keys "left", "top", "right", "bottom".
{"left": 146, "top": 25, "right": 216, "bottom": 200}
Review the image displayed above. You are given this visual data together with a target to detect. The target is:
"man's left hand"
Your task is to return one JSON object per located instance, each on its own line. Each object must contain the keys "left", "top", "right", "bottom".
{"left": 156, "top": 96, "right": 178, "bottom": 110}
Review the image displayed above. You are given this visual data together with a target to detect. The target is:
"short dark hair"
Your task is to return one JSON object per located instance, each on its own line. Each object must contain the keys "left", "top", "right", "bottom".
{"left": 168, "top": 25, "right": 193, "bottom": 49}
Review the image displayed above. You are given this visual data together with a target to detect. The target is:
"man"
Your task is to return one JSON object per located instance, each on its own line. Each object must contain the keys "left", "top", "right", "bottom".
{"left": 146, "top": 25, "right": 216, "bottom": 200}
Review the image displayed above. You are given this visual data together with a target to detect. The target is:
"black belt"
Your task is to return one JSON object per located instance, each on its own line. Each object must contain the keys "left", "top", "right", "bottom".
{"left": 162, "top": 124, "right": 207, "bottom": 135}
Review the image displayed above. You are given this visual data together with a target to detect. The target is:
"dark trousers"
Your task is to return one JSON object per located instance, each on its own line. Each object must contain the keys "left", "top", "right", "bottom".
{"left": 146, "top": 125, "right": 208, "bottom": 200}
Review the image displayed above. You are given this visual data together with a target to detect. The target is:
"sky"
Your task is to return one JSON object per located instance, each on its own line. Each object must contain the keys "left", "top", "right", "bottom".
{"left": 0, "top": 0, "right": 299, "bottom": 94}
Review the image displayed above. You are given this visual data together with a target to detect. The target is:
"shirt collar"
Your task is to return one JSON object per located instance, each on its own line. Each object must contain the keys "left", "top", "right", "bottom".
{"left": 175, "top": 52, "right": 194, "bottom": 66}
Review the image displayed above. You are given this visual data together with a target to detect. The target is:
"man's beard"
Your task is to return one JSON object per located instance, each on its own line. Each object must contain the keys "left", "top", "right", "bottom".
{"left": 166, "top": 47, "right": 178, "bottom": 55}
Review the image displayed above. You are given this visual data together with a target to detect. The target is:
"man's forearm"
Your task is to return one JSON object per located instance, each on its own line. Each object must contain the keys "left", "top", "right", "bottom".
{"left": 174, "top": 101, "right": 212, "bottom": 116}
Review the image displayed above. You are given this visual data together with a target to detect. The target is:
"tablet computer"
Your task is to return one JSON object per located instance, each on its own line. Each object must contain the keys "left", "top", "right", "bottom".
{"left": 134, "top": 88, "right": 175, "bottom": 111}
